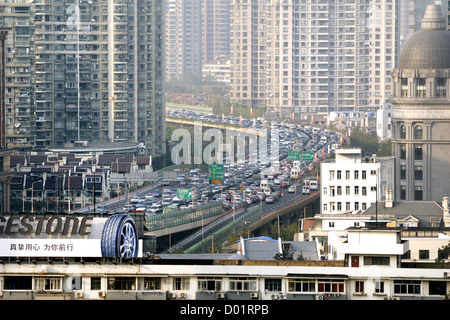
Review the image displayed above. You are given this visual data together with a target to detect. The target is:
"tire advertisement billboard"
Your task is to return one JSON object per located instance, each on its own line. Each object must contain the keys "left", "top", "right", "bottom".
{"left": 0, "top": 214, "right": 142, "bottom": 258}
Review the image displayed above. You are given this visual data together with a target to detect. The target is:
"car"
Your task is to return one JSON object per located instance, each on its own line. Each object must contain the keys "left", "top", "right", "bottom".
{"left": 302, "top": 186, "right": 311, "bottom": 195}
{"left": 153, "top": 190, "right": 161, "bottom": 197}
{"left": 288, "top": 185, "right": 296, "bottom": 193}
{"left": 95, "top": 205, "right": 109, "bottom": 214}
{"left": 265, "top": 196, "right": 276, "bottom": 203}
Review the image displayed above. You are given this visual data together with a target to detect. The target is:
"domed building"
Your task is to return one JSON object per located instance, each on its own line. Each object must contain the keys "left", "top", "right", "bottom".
{"left": 391, "top": 4, "right": 450, "bottom": 202}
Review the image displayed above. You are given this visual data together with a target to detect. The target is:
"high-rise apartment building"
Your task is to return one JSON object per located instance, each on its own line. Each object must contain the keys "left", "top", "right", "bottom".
{"left": 0, "top": 0, "right": 35, "bottom": 153}
{"left": 230, "top": 0, "right": 398, "bottom": 119}
{"left": 0, "top": 26, "right": 14, "bottom": 213}
{"left": 165, "top": 0, "right": 202, "bottom": 81}
{"left": 3, "top": 0, "right": 165, "bottom": 157}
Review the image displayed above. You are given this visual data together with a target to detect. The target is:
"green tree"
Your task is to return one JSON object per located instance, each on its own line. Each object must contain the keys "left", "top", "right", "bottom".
{"left": 436, "top": 241, "right": 450, "bottom": 262}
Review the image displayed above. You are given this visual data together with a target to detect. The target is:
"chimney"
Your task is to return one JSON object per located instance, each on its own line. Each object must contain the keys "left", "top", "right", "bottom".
{"left": 385, "top": 189, "right": 393, "bottom": 208}
{"left": 443, "top": 197, "right": 449, "bottom": 215}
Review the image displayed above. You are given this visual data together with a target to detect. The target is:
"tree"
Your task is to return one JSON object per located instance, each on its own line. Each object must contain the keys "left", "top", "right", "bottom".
{"left": 436, "top": 241, "right": 450, "bottom": 262}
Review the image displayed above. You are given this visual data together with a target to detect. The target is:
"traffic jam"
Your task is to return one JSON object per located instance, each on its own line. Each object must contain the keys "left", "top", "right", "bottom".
{"left": 123, "top": 111, "right": 344, "bottom": 216}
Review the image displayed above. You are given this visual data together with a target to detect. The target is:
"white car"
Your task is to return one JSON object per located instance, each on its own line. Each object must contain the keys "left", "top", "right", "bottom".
{"left": 288, "top": 185, "right": 296, "bottom": 193}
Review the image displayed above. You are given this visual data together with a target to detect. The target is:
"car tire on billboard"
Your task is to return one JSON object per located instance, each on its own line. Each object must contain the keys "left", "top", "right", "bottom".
{"left": 101, "top": 214, "right": 138, "bottom": 258}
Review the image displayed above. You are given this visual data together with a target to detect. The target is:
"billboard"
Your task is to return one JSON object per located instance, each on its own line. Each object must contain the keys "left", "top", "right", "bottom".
{"left": 0, "top": 214, "right": 142, "bottom": 258}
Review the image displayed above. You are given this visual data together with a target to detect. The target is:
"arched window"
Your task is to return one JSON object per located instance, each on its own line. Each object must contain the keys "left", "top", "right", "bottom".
{"left": 414, "top": 125, "right": 423, "bottom": 140}
{"left": 400, "top": 125, "right": 406, "bottom": 139}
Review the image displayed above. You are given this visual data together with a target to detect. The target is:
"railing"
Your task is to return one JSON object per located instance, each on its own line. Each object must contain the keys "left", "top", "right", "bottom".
{"left": 144, "top": 202, "right": 222, "bottom": 232}
{"left": 184, "top": 205, "right": 261, "bottom": 254}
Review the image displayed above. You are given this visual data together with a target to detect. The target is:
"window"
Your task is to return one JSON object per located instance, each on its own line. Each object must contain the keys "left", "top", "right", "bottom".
{"left": 400, "top": 125, "right": 406, "bottom": 139}
{"left": 329, "top": 222, "right": 335, "bottom": 228}
{"left": 414, "top": 145, "right": 423, "bottom": 160}
{"left": 414, "top": 166, "right": 423, "bottom": 180}
{"left": 354, "top": 170, "right": 359, "bottom": 179}
{"left": 345, "top": 170, "right": 350, "bottom": 179}
{"left": 416, "top": 78, "right": 426, "bottom": 97}
{"left": 173, "top": 277, "right": 190, "bottom": 291}
{"left": 354, "top": 202, "right": 359, "bottom": 211}
{"left": 317, "top": 279, "right": 345, "bottom": 293}
{"left": 288, "top": 279, "right": 315, "bottom": 292}
{"left": 143, "top": 277, "right": 162, "bottom": 290}
{"left": 364, "top": 256, "right": 390, "bottom": 266}
{"left": 414, "top": 186, "right": 423, "bottom": 201}
{"left": 419, "top": 250, "right": 429, "bottom": 260}
{"left": 345, "top": 186, "right": 350, "bottom": 195}
{"left": 362, "top": 187, "right": 367, "bottom": 196}
{"left": 229, "top": 277, "right": 257, "bottom": 291}
{"left": 400, "top": 165, "right": 406, "bottom": 180}
{"left": 337, "top": 186, "right": 342, "bottom": 195}
{"left": 401, "top": 78, "right": 408, "bottom": 97}
{"left": 394, "top": 280, "right": 421, "bottom": 295}
{"left": 355, "top": 281, "right": 364, "bottom": 293}
{"left": 329, "top": 170, "right": 335, "bottom": 180}
{"left": 354, "top": 186, "right": 359, "bottom": 195}
{"left": 362, "top": 171, "right": 367, "bottom": 179}
{"left": 198, "top": 277, "right": 222, "bottom": 291}
{"left": 4, "top": 276, "right": 32, "bottom": 290}
{"left": 375, "top": 281, "right": 385, "bottom": 294}
{"left": 264, "top": 279, "right": 282, "bottom": 292}
{"left": 34, "top": 277, "right": 62, "bottom": 292}
{"left": 429, "top": 281, "right": 447, "bottom": 296}
{"left": 91, "top": 277, "right": 101, "bottom": 290}
{"left": 414, "top": 125, "right": 423, "bottom": 139}
{"left": 337, "top": 170, "right": 341, "bottom": 179}
{"left": 108, "top": 277, "right": 136, "bottom": 290}
{"left": 436, "top": 78, "right": 446, "bottom": 98}
{"left": 400, "top": 185, "right": 406, "bottom": 200}
{"left": 400, "top": 144, "right": 406, "bottom": 159}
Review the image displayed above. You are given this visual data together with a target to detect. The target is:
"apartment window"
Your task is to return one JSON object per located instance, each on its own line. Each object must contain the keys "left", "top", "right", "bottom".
{"left": 329, "top": 222, "right": 335, "bottom": 228}
{"left": 414, "top": 166, "right": 423, "bottom": 180}
{"left": 401, "top": 78, "right": 408, "bottom": 97}
{"left": 337, "top": 202, "right": 342, "bottom": 211}
{"left": 337, "top": 186, "right": 342, "bottom": 195}
{"left": 34, "top": 277, "right": 62, "bottom": 292}
{"left": 346, "top": 186, "right": 350, "bottom": 195}
{"left": 436, "top": 78, "right": 446, "bottom": 97}
{"left": 108, "top": 277, "right": 136, "bottom": 290}
{"left": 355, "top": 281, "right": 364, "bottom": 293}
{"left": 317, "top": 279, "right": 345, "bottom": 293}
{"left": 416, "top": 78, "right": 426, "bottom": 97}
{"left": 354, "top": 186, "right": 359, "bottom": 195}
{"left": 173, "top": 277, "right": 190, "bottom": 291}
{"left": 229, "top": 277, "right": 257, "bottom": 291}
{"left": 337, "top": 170, "right": 341, "bottom": 179}
{"left": 400, "top": 125, "right": 406, "bottom": 139}
{"left": 329, "top": 170, "right": 335, "bottom": 180}
{"left": 375, "top": 281, "right": 385, "bottom": 294}
{"left": 4, "top": 276, "right": 32, "bottom": 290}
{"left": 362, "top": 187, "right": 367, "bottom": 196}
{"left": 346, "top": 202, "right": 351, "bottom": 211}
{"left": 419, "top": 250, "right": 429, "bottom": 260}
{"left": 143, "top": 277, "right": 162, "bottom": 291}
{"left": 354, "top": 202, "right": 359, "bottom": 211}
{"left": 264, "top": 279, "right": 282, "bottom": 292}
{"left": 198, "top": 277, "right": 222, "bottom": 291}
{"left": 394, "top": 280, "right": 421, "bottom": 295}
{"left": 414, "top": 186, "right": 423, "bottom": 201}
{"left": 91, "top": 277, "right": 101, "bottom": 290}
{"left": 345, "top": 170, "right": 350, "bottom": 179}
{"left": 362, "top": 170, "right": 367, "bottom": 179}
{"left": 364, "top": 256, "right": 390, "bottom": 266}
{"left": 354, "top": 170, "right": 359, "bottom": 179}
{"left": 288, "top": 278, "right": 315, "bottom": 292}
{"left": 400, "top": 144, "right": 406, "bottom": 159}
{"left": 414, "top": 145, "right": 423, "bottom": 160}
{"left": 414, "top": 125, "right": 423, "bottom": 139}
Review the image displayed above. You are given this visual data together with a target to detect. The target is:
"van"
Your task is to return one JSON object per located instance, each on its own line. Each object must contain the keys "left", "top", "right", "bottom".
{"left": 290, "top": 167, "right": 300, "bottom": 179}
{"left": 264, "top": 187, "right": 271, "bottom": 196}
{"left": 310, "top": 180, "right": 318, "bottom": 191}
{"left": 302, "top": 186, "right": 310, "bottom": 195}
{"left": 260, "top": 179, "right": 269, "bottom": 189}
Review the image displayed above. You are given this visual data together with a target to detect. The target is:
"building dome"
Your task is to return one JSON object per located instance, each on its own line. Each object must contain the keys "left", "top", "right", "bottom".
{"left": 399, "top": 4, "right": 450, "bottom": 69}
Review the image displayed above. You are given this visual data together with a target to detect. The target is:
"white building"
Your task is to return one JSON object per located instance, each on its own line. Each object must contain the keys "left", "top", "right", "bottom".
{"left": 376, "top": 103, "right": 393, "bottom": 141}
{"left": 320, "top": 148, "right": 380, "bottom": 214}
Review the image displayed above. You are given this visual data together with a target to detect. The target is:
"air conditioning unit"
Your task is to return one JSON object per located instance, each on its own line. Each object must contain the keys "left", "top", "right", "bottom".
{"left": 392, "top": 297, "right": 401, "bottom": 301}
{"left": 250, "top": 292, "right": 258, "bottom": 299}
{"left": 216, "top": 292, "right": 225, "bottom": 299}
{"left": 76, "top": 292, "right": 83, "bottom": 299}
{"left": 279, "top": 294, "right": 287, "bottom": 300}
{"left": 315, "top": 295, "right": 324, "bottom": 300}
{"left": 168, "top": 293, "right": 177, "bottom": 299}
{"left": 98, "top": 291, "right": 105, "bottom": 299}
{"left": 271, "top": 294, "right": 279, "bottom": 300}
{"left": 180, "top": 293, "right": 186, "bottom": 299}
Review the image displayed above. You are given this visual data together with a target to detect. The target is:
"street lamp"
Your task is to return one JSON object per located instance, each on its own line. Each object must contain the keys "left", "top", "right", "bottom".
{"left": 31, "top": 180, "right": 42, "bottom": 214}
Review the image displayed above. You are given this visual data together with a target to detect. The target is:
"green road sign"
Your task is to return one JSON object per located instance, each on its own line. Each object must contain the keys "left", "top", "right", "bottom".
{"left": 177, "top": 188, "right": 193, "bottom": 200}
{"left": 288, "top": 150, "right": 301, "bottom": 161}
{"left": 302, "top": 151, "right": 314, "bottom": 161}
{"left": 208, "top": 164, "right": 224, "bottom": 182}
